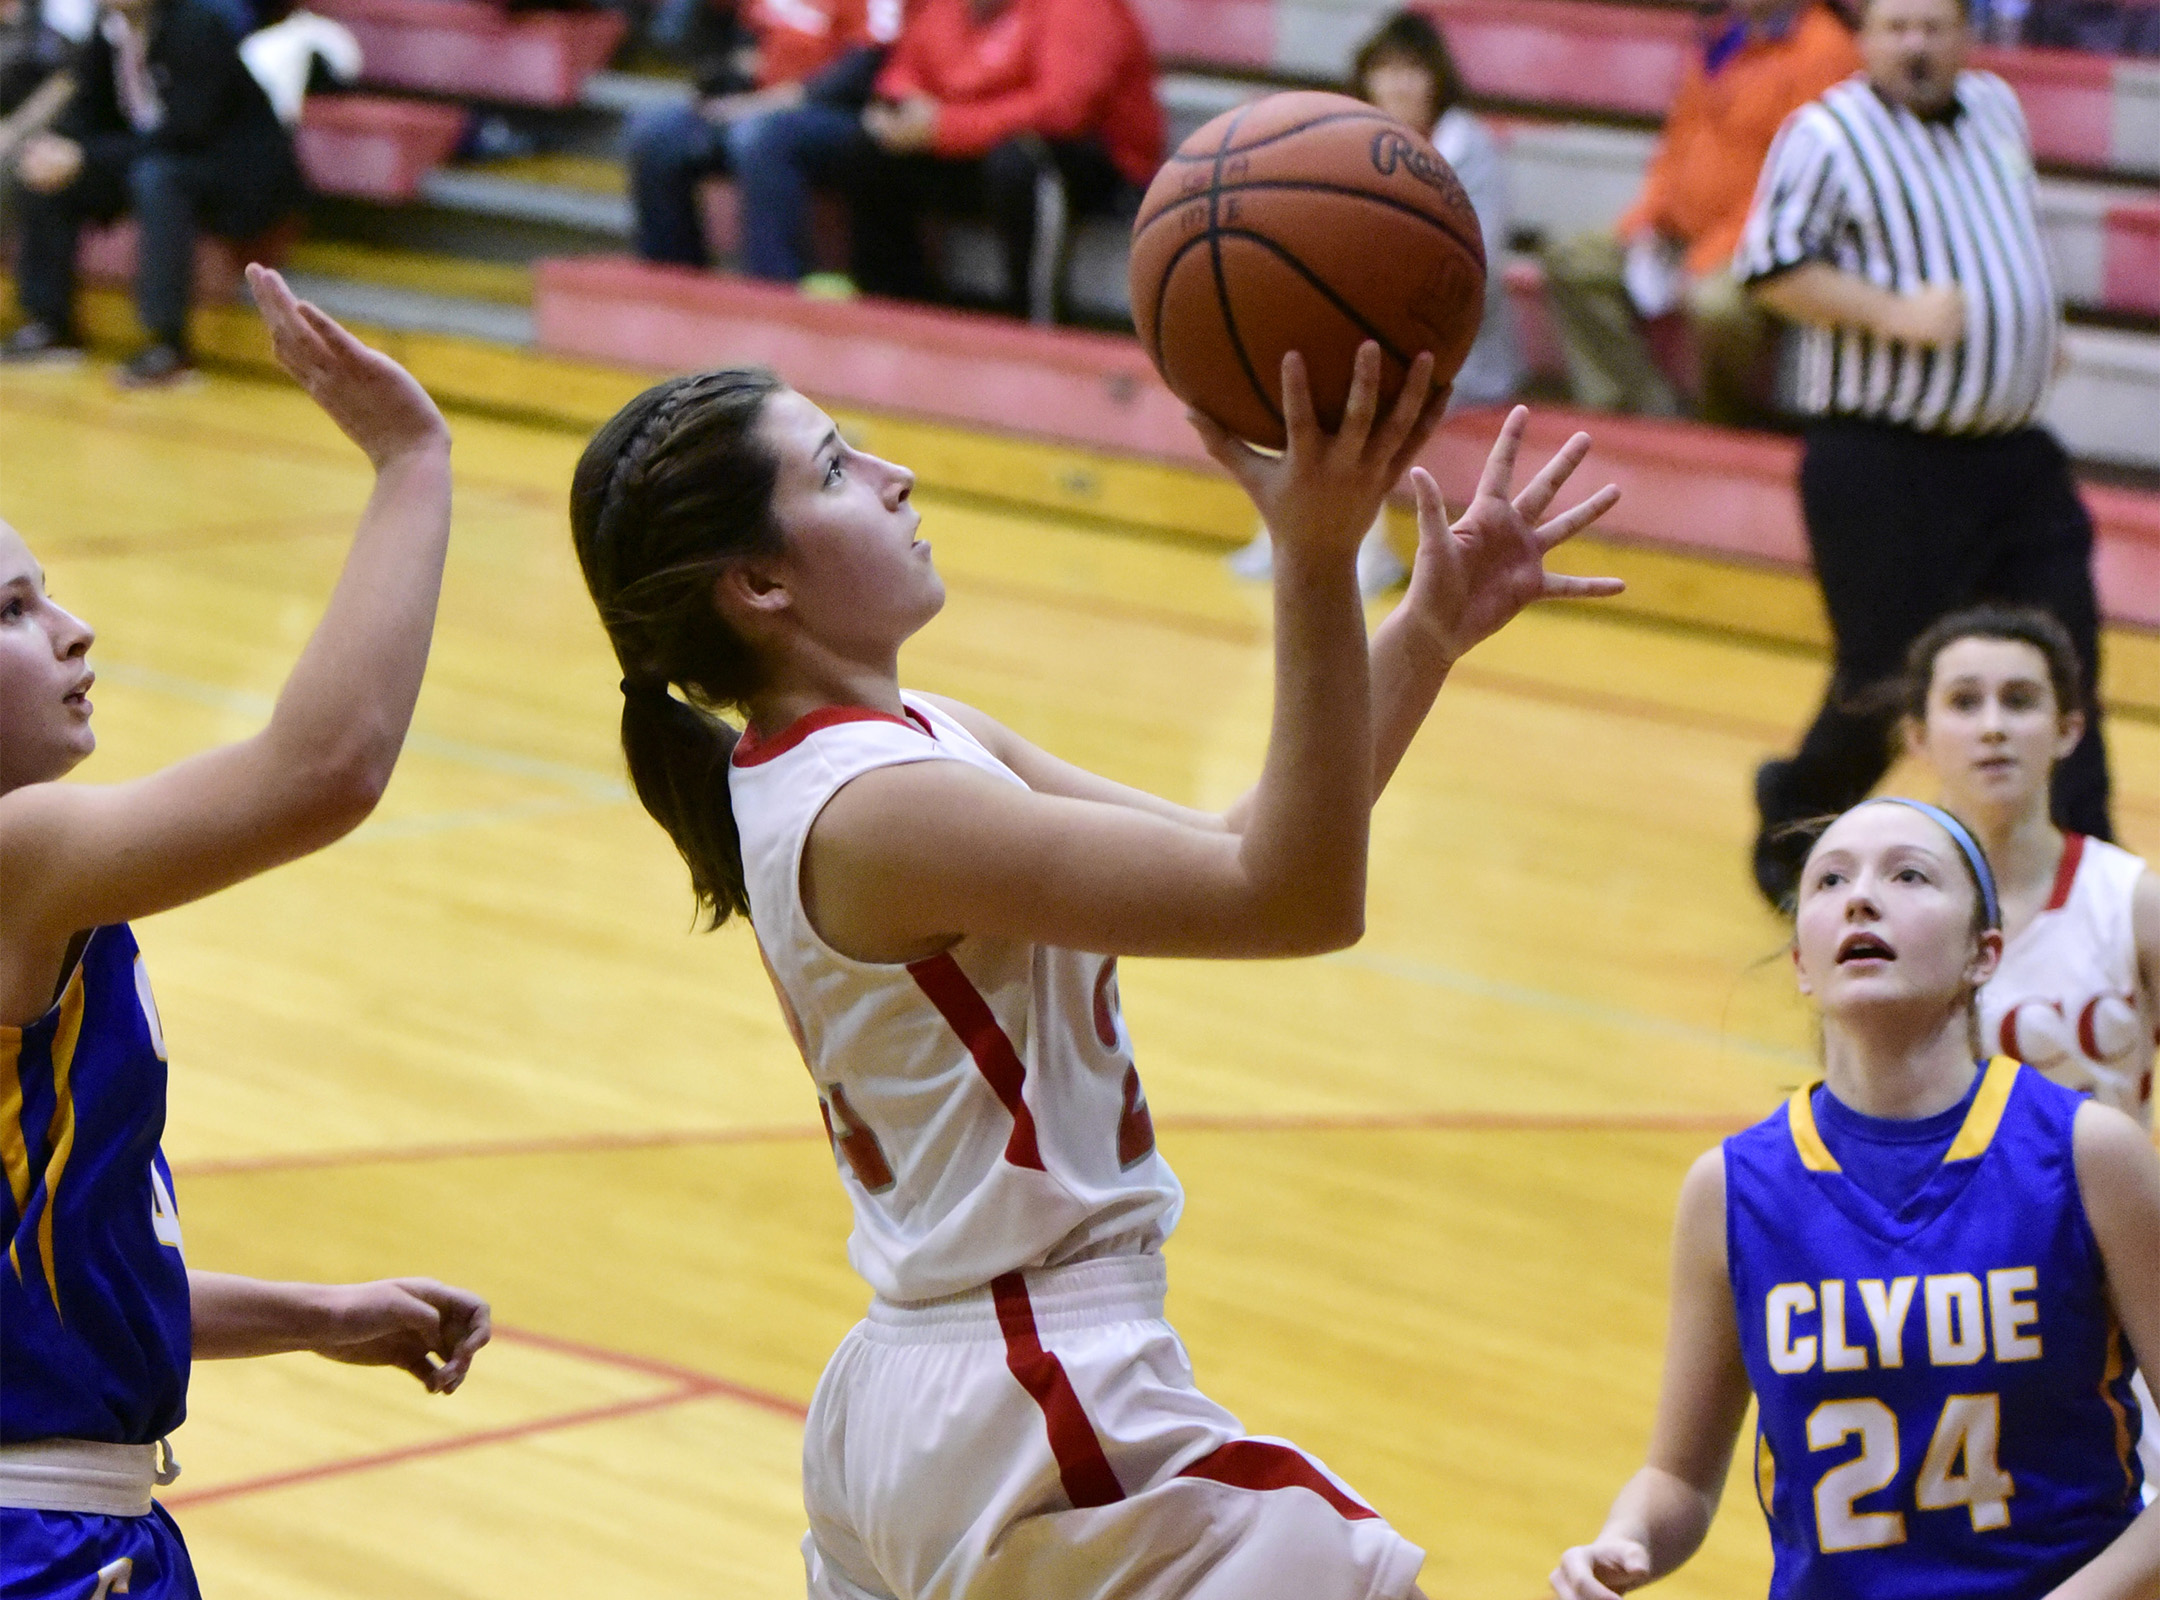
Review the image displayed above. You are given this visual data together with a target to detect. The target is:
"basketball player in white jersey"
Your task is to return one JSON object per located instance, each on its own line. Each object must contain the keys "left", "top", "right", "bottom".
{"left": 1902, "top": 602, "right": 2160, "bottom": 1496}
{"left": 1901, "top": 605, "right": 2159, "bottom": 1122}
{"left": 568, "top": 345, "right": 1622, "bottom": 1599}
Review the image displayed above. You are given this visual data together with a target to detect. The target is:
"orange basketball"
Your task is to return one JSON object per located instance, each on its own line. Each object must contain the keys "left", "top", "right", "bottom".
{"left": 1129, "top": 91, "right": 1487, "bottom": 449}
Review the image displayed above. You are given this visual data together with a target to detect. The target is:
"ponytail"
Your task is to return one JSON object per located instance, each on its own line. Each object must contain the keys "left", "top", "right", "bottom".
{"left": 571, "top": 369, "right": 786, "bottom": 929}
{"left": 619, "top": 679, "right": 749, "bottom": 926}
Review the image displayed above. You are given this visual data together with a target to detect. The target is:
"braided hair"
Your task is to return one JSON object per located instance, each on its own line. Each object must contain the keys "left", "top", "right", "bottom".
{"left": 570, "top": 368, "right": 785, "bottom": 927}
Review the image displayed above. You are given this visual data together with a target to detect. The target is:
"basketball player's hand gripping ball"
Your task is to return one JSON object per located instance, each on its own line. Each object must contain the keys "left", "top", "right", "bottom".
{"left": 1187, "top": 342, "right": 1445, "bottom": 564}
{"left": 247, "top": 263, "right": 450, "bottom": 469}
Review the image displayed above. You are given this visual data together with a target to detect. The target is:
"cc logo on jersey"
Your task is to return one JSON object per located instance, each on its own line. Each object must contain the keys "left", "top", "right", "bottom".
{"left": 1998, "top": 993, "right": 2144, "bottom": 1070}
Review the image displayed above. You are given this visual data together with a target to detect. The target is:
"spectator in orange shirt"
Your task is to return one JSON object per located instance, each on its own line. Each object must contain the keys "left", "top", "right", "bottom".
{"left": 1540, "top": 0, "right": 1858, "bottom": 421}
{"left": 743, "top": 0, "right": 1161, "bottom": 316}
{"left": 625, "top": 0, "right": 900, "bottom": 274}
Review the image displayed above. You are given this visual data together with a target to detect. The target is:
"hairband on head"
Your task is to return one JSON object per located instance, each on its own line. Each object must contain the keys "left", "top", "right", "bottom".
{"left": 1861, "top": 797, "right": 2002, "bottom": 930}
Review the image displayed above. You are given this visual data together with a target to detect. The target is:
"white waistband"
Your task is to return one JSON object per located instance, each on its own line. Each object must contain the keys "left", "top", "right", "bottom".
{"left": 863, "top": 1255, "right": 1169, "bottom": 1344}
{"left": 0, "top": 1437, "right": 179, "bottom": 1517}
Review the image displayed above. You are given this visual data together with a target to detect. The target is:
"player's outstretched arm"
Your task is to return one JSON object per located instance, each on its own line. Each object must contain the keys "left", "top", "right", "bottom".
{"left": 802, "top": 345, "right": 1441, "bottom": 962}
{"left": 0, "top": 267, "right": 452, "bottom": 942}
{"left": 922, "top": 411, "right": 1621, "bottom": 828}
{"left": 1368, "top": 413, "right": 1622, "bottom": 797}
{"left": 189, "top": 1271, "right": 489, "bottom": 1394}
{"left": 1553, "top": 1149, "right": 1751, "bottom": 1600}
{"left": 2050, "top": 1105, "right": 2160, "bottom": 1600}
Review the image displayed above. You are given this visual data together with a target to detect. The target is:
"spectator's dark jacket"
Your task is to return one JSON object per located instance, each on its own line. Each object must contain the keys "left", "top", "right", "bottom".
{"left": 0, "top": 13, "right": 74, "bottom": 116}
{"left": 58, "top": 0, "right": 301, "bottom": 218}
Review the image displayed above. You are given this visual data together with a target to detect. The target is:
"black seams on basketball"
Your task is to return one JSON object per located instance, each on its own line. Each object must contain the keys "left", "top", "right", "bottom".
{"left": 1130, "top": 90, "right": 1488, "bottom": 449}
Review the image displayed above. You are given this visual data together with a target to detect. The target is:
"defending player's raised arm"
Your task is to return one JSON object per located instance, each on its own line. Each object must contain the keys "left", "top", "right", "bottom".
{"left": 0, "top": 268, "right": 452, "bottom": 941}
{"left": 1553, "top": 1148, "right": 1752, "bottom": 1599}
{"left": 2049, "top": 1104, "right": 2160, "bottom": 1600}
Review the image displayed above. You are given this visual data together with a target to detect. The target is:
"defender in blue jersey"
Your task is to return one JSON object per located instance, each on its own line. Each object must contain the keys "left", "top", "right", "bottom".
{"left": 1554, "top": 798, "right": 2160, "bottom": 1600}
{"left": 0, "top": 271, "right": 489, "bottom": 1598}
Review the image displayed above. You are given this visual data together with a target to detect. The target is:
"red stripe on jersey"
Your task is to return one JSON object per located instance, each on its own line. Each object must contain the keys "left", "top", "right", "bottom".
{"left": 2045, "top": 833, "right": 2086, "bottom": 912}
{"left": 907, "top": 953, "right": 1044, "bottom": 1170}
{"left": 1177, "top": 1438, "right": 1380, "bottom": 1521}
{"left": 990, "top": 1273, "right": 1125, "bottom": 1509}
{"left": 731, "top": 704, "right": 934, "bottom": 766}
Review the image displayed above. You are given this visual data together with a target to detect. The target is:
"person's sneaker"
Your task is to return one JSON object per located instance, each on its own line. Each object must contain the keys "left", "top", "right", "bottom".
{"left": 1229, "top": 514, "right": 1407, "bottom": 598}
{"left": 0, "top": 322, "right": 85, "bottom": 365}
{"left": 114, "top": 343, "right": 197, "bottom": 390}
{"left": 1355, "top": 516, "right": 1407, "bottom": 599}
{"left": 1751, "top": 758, "right": 1812, "bottom": 914}
{"left": 1227, "top": 527, "right": 1274, "bottom": 581}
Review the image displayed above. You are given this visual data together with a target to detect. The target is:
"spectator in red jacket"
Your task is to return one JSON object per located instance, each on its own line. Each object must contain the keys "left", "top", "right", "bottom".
{"left": 739, "top": 0, "right": 1161, "bottom": 315}
{"left": 857, "top": 0, "right": 1161, "bottom": 315}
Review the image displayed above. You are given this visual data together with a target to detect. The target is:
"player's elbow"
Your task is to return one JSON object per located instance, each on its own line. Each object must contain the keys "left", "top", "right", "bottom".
{"left": 282, "top": 726, "right": 399, "bottom": 842}
{"left": 1253, "top": 892, "right": 1364, "bottom": 957}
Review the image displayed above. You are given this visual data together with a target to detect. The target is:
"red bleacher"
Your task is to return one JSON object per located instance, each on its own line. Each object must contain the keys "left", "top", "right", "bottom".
{"left": 305, "top": 0, "right": 625, "bottom": 106}
{"left": 1425, "top": 0, "right": 2151, "bottom": 174}
{"left": 296, "top": 93, "right": 467, "bottom": 202}
{"left": 76, "top": 219, "right": 297, "bottom": 304}
{"left": 2112, "top": 198, "right": 2160, "bottom": 313}
{"left": 1128, "top": 0, "right": 1274, "bottom": 70}
{"left": 1129, "top": 0, "right": 2159, "bottom": 179}
{"left": 532, "top": 255, "right": 2160, "bottom": 628}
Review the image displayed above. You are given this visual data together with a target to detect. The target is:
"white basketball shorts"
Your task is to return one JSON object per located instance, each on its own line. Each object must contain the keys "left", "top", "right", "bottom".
{"left": 800, "top": 1254, "right": 1426, "bottom": 1600}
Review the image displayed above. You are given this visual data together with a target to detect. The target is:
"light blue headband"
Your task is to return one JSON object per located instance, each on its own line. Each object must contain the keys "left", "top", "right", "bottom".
{"left": 1861, "top": 798, "right": 2002, "bottom": 931}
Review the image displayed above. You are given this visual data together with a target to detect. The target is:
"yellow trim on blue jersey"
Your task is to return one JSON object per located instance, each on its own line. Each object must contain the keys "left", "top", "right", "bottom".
{"left": 1787, "top": 1083, "right": 1841, "bottom": 1171}
{"left": 0, "top": 1029, "right": 30, "bottom": 1280}
{"left": 2101, "top": 1307, "right": 2136, "bottom": 1497}
{"left": 1943, "top": 1057, "right": 2021, "bottom": 1164}
{"left": 1756, "top": 1431, "right": 1777, "bottom": 1512}
{"left": 35, "top": 971, "right": 86, "bottom": 1321}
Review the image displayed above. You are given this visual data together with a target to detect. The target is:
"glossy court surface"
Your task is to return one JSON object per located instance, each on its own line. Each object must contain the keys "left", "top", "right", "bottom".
{"left": 4, "top": 363, "right": 2157, "bottom": 1599}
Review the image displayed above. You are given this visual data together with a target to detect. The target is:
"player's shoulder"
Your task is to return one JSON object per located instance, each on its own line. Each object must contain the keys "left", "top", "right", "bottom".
{"left": 2077, "top": 834, "right": 2151, "bottom": 887}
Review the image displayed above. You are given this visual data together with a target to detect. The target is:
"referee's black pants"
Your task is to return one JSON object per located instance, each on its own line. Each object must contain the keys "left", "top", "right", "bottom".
{"left": 1763, "top": 416, "right": 2112, "bottom": 839}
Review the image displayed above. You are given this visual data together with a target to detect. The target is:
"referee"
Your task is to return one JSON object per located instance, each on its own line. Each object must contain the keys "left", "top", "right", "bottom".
{"left": 1734, "top": 0, "right": 2112, "bottom": 908}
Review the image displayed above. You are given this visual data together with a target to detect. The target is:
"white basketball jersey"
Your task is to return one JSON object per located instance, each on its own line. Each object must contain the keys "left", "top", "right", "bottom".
{"left": 729, "top": 696, "right": 1184, "bottom": 1304}
{"left": 1979, "top": 834, "right": 2158, "bottom": 1121}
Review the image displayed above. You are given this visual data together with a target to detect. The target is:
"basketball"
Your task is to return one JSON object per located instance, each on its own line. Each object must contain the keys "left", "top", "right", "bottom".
{"left": 1129, "top": 90, "right": 1488, "bottom": 449}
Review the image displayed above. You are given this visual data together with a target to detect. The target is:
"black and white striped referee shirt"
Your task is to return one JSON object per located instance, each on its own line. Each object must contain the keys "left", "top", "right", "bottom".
{"left": 1734, "top": 71, "right": 2059, "bottom": 436}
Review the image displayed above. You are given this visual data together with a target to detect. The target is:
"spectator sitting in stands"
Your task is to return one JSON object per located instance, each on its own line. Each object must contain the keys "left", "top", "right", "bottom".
{"left": 1540, "top": 0, "right": 1858, "bottom": 423}
{"left": 1230, "top": 9, "right": 1523, "bottom": 595}
{"left": 625, "top": 0, "right": 899, "bottom": 277}
{"left": 2, "top": 0, "right": 302, "bottom": 385}
{"left": 1, "top": 0, "right": 72, "bottom": 129}
{"left": 742, "top": 0, "right": 1161, "bottom": 317}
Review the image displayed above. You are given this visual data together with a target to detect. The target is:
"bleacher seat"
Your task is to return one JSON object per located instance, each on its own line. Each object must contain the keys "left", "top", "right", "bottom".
{"left": 75, "top": 218, "right": 297, "bottom": 304}
{"left": 297, "top": 94, "right": 468, "bottom": 202}
{"left": 1128, "top": 0, "right": 1274, "bottom": 71}
{"left": 307, "top": 0, "right": 625, "bottom": 107}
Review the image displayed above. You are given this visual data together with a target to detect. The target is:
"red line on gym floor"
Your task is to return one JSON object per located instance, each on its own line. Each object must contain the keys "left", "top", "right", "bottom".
{"left": 160, "top": 1325, "right": 806, "bottom": 1512}
{"left": 169, "top": 1105, "right": 1751, "bottom": 1182}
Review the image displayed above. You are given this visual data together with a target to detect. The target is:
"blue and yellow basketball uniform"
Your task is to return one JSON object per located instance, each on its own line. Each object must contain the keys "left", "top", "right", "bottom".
{"left": 1, "top": 925, "right": 200, "bottom": 1599}
{"left": 1728, "top": 1057, "right": 2142, "bottom": 1599}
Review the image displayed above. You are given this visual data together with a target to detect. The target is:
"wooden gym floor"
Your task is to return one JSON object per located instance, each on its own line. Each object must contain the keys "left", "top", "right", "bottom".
{"left": 4, "top": 362, "right": 2157, "bottom": 1599}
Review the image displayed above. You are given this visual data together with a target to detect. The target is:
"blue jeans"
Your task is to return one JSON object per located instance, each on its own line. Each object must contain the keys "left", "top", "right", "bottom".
{"left": 626, "top": 101, "right": 771, "bottom": 268}
{"left": 15, "top": 144, "right": 294, "bottom": 348}
{"left": 731, "top": 102, "right": 869, "bottom": 282}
